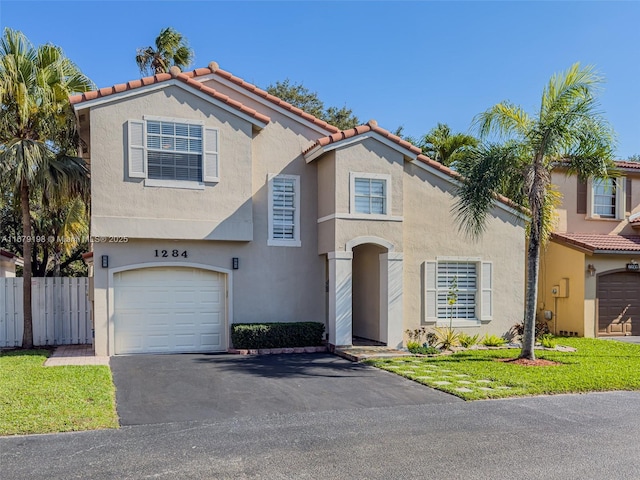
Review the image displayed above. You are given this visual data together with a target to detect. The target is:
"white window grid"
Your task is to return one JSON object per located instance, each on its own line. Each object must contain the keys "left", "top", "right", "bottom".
{"left": 146, "top": 120, "right": 203, "bottom": 182}
{"left": 354, "top": 177, "right": 386, "bottom": 214}
{"left": 436, "top": 262, "right": 477, "bottom": 320}
{"left": 272, "top": 177, "right": 296, "bottom": 240}
{"left": 592, "top": 178, "right": 616, "bottom": 218}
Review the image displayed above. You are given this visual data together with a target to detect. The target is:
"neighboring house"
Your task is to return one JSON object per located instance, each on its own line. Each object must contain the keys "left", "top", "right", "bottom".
{"left": 0, "top": 249, "right": 23, "bottom": 278}
{"left": 539, "top": 162, "right": 640, "bottom": 337}
{"left": 70, "top": 62, "right": 527, "bottom": 356}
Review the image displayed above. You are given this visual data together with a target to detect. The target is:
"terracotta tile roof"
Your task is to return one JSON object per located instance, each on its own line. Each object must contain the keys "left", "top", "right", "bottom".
{"left": 70, "top": 62, "right": 344, "bottom": 132}
{"left": 70, "top": 66, "right": 270, "bottom": 125}
{"left": 552, "top": 232, "right": 640, "bottom": 253}
{"left": 196, "top": 64, "right": 340, "bottom": 133}
{"left": 0, "top": 249, "right": 19, "bottom": 260}
{"left": 615, "top": 161, "right": 640, "bottom": 170}
{"left": 304, "top": 120, "right": 523, "bottom": 213}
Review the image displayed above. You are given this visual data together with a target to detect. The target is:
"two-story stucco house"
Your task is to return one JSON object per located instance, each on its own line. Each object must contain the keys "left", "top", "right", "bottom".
{"left": 539, "top": 162, "right": 640, "bottom": 337}
{"left": 71, "top": 62, "right": 527, "bottom": 356}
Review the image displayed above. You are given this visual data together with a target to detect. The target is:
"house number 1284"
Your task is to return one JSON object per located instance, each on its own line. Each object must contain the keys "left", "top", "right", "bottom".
{"left": 155, "top": 249, "right": 188, "bottom": 258}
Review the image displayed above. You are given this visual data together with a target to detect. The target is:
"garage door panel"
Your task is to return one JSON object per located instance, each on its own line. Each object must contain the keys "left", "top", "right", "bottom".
{"left": 200, "top": 333, "right": 222, "bottom": 349}
{"left": 598, "top": 272, "right": 640, "bottom": 336}
{"left": 114, "top": 267, "right": 226, "bottom": 354}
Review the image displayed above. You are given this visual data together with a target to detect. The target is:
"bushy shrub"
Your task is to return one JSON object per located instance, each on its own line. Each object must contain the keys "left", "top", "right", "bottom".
{"left": 434, "top": 327, "right": 460, "bottom": 350}
{"left": 481, "top": 334, "right": 506, "bottom": 347}
{"left": 407, "top": 344, "right": 440, "bottom": 355}
{"left": 510, "top": 318, "right": 550, "bottom": 341}
{"left": 459, "top": 333, "right": 480, "bottom": 348}
{"left": 540, "top": 334, "right": 557, "bottom": 349}
{"left": 231, "top": 322, "right": 324, "bottom": 349}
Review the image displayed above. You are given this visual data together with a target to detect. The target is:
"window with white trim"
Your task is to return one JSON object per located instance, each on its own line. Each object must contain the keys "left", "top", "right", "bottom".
{"left": 436, "top": 262, "right": 477, "bottom": 320}
{"left": 268, "top": 174, "right": 301, "bottom": 247}
{"left": 127, "top": 117, "right": 219, "bottom": 187}
{"left": 349, "top": 172, "right": 391, "bottom": 216}
{"left": 424, "top": 259, "right": 493, "bottom": 325}
{"left": 592, "top": 178, "right": 617, "bottom": 218}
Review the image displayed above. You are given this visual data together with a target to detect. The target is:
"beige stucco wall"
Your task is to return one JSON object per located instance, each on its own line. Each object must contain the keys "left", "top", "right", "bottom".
{"left": 402, "top": 162, "right": 527, "bottom": 337}
{"left": 89, "top": 86, "right": 255, "bottom": 240}
{"left": 87, "top": 83, "right": 330, "bottom": 355}
{"left": 553, "top": 170, "right": 640, "bottom": 235}
{"left": 318, "top": 138, "right": 405, "bottom": 255}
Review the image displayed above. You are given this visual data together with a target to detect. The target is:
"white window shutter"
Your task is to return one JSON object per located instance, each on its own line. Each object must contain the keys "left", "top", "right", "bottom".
{"left": 203, "top": 127, "right": 219, "bottom": 182}
{"left": 127, "top": 120, "right": 146, "bottom": 178}
{"left": 481, "top": 262, "right": 493, "bottom": 321}
{"left": 425, "top": 261, "right": 437, "bottom": 322}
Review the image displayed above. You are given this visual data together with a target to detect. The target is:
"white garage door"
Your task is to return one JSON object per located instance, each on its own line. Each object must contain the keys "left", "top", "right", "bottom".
{"left": 113, "top": 267, "right": 226, "bottom": 354}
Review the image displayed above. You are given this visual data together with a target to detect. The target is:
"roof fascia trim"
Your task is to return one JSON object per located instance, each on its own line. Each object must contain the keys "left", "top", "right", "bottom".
{"left": 199, "top": 73, "right": 332, "bottom": 135}
{"left": 72, "top": 79, "right": 268, "bottom": 129}
{"left": 304, "top": 132, "right": 419, "bottom": 164}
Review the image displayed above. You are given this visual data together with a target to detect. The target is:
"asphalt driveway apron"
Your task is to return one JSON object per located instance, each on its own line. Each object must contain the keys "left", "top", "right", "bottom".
{"left": 110, "top": 353, "right": 459, "bottom": 425}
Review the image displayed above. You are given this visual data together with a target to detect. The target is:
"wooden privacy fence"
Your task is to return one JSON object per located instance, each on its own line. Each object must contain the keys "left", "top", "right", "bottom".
{"left": 0, "top": 277, "right": 92, "bottom": 347}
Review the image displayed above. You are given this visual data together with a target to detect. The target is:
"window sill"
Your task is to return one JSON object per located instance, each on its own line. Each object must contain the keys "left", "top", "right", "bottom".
{"left": 317, "top": 213, "right": 403, "bottom": 223}
{"left": 268, "top": 239, "right": 302, "bottom": 247}
{"left": 434, "top": 319, "right": 482, "bottom": 328}
{"left": 585, "top": 215, "right": 623, "bottom": 222}
{"left": 144, "top": 179, "right": 206, "bottom": 190}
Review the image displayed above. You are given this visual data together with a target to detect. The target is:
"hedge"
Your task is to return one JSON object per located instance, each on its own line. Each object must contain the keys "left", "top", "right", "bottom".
{"left": 230, "top": 322, "right": 325, "bottom": 349}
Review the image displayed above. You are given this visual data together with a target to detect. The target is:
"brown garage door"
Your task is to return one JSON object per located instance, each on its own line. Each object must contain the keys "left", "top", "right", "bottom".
{"left": 598, "top": 272, "right": 640, "bottom": 336}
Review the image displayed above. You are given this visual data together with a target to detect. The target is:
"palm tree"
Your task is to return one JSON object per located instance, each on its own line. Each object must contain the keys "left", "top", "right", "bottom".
{"left": 0, "top": 28, "right": 93, "bottom": 348}
{"left": 453, "top": 63, "right": 616, "bottom": 360}
{"left": 136, "top": 27, "right": 194, "bottom": 76}
{"left": 420, "top": 123, "right": 478, "bottom": 167}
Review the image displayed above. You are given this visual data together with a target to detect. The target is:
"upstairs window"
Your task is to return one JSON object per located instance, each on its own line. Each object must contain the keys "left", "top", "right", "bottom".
{"left": 268, "top": 174, "right": 301, "bottom": 247}
{"left": 350, "top": 173, "right": 391, "bottom": 216}
{"left": 592, "top": 178, "right": 616, "bottom": 218}
{"left": 127, "top": 116, "right": 219, "bottom": 188}
{"left": 146, "top": 120, "right": 203, "bottom": 182}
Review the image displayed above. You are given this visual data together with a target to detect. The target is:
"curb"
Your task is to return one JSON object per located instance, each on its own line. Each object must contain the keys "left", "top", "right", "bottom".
{"left": 228, "top": 346, "right": 328, "bottom": 355}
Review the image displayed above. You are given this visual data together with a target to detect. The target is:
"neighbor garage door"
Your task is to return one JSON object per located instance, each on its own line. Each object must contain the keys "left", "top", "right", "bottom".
{"left": 113, "top": 267, "right": 226, "bottom": 354}
{"left": 597, "top": 271, "right": 640, "bottom": 336}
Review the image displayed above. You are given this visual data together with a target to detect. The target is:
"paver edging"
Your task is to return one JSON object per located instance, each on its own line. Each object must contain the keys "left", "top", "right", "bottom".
{"left": 228, "top": 346, "right": 327, "bottom": 355}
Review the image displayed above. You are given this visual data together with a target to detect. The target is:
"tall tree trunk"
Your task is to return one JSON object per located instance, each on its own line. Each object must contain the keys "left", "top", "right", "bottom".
{"left": 521, "top": 230, "right": 541, "bottom": 360}
{"left": 20, "top": 178, "right": 33, "bottom": 349}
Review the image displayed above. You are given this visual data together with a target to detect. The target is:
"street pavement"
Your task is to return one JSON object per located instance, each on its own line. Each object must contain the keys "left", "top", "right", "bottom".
{"left": 3, "top": 391, "right": 640, "bottom": 478}
{"left": 3, "top": 353, "right": 640, "bottom": 479}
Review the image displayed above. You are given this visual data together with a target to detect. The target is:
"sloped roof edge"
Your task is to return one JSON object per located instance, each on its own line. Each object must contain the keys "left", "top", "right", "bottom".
{"left": 304, "top": 120, "right": 524, "bottom": 214}
{"left": 551, "top": 232, "right": 640, "bottom": 253}
{"left": 70, "top": 62, "right": 344, "bottom": 133}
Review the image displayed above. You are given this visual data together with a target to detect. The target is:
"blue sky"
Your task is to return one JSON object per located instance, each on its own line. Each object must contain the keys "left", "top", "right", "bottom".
{"left": 2, "top": 1, "right": 638, "bottom": 158}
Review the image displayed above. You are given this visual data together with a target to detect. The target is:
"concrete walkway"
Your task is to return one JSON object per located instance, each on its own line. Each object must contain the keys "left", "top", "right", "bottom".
{"left": 44, "top": 344, "right": 110, "bottom": 367}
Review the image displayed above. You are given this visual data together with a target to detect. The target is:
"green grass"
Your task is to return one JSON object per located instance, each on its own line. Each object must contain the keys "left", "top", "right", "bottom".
{"left": 367, "top": 337, "right": 640, "bottom": 400}
{"left": 0, "top": 349, "right": 118, "bottom": 436}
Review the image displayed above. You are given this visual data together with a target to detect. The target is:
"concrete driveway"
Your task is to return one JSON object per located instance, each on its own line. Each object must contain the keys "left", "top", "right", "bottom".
{"left": 110, "top": 353, "right": 459, "bottom": 425}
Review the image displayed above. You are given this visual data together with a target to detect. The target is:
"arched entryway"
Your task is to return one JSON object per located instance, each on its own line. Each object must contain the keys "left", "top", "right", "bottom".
{"left": 326, "top": 236, "right": 404, "bottom": 348}
{"left": 352, "top": 243, "right": 387, "bottom": 344}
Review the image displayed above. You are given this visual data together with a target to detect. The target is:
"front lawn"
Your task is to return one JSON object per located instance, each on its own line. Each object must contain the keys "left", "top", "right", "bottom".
{"left": 0, "top": 349, "right": 118, "bottom": 435}
{"left": 367, "top": 337, "right": 640, "bottom": 400}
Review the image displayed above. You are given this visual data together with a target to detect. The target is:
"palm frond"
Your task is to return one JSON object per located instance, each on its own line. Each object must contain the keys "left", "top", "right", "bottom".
{"left": 474, "top": 102, "right": 533, "bottom": 141}
{"left": 453, "top": 143, "right": 523, "bottom": 238}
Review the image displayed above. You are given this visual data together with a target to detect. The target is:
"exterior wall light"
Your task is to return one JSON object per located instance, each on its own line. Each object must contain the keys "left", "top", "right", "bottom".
{"left": 587, "top": 264, "right": 596, "bottom": 277}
